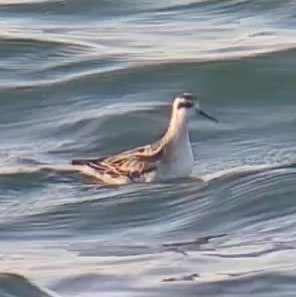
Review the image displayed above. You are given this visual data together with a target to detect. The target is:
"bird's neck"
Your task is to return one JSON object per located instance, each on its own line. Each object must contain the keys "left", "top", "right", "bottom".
{"left": 164, "top": 109, "right": 189, "bottom": 144}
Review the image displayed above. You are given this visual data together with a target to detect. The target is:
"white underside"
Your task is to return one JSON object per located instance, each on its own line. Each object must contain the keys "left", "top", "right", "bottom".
{"left": 156, "top": 135, "right": 194, "bottom": 181}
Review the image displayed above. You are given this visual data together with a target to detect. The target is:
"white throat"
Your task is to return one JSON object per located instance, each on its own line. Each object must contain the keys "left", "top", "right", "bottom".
{"left": 166, "top": 108, "right": 189, "bottom": 143}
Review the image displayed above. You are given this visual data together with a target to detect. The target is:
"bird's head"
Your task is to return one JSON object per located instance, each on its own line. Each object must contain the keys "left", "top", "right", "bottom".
{"left": 172, "top": 93, "right": 218, "bottom": 123}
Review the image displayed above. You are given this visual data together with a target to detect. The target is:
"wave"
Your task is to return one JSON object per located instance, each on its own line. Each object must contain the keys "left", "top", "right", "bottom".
{"left": 0, "top": 160, "right": 295, "bottom": 258}
{"left": 0, "top": 273, "right": 60, "bottom": 297}
{"left": 0, "top": 165, "right": 76, "bottom": 178}
{"left": 0, "top": 45, "right": 294, "bottom": 93}
{"left": 199, "top": 162, "right": 296, "bottom": 182}
{"left": 1, "top": 0, "right": 296, "bottom": 89}
{"left": 160, "top": 272, "right": 296, "bottom": 292}
{"left": 0, "top": 161, "right": 295, "bottom": 181}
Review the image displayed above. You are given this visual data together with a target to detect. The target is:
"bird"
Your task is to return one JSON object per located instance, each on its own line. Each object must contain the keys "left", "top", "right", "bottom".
{"left": 71, "top": 93, "right": 218, "bottom": 185}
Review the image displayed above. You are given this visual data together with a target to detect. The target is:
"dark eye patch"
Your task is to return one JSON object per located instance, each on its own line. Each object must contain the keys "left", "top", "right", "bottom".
{"left": 177, "top": 101, "right": 194, "bottom": 109}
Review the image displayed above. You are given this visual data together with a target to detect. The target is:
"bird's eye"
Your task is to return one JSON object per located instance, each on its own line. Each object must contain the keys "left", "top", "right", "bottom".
{"left": 177, "top": 101, "right": 194, "bottom": 109}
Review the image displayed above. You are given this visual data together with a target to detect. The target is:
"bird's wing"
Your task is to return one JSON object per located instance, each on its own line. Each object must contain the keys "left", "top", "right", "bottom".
{"left": 72, "top": 143, "right": 164, "bottom": 179}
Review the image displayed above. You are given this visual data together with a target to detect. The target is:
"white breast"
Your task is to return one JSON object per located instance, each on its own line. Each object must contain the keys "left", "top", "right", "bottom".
{"left": 157, "top": 133, "right": 194, "bottom": 180}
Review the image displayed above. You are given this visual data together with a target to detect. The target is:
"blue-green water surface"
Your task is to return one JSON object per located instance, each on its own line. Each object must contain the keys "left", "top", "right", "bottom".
{"left": 0, "top": 1, "right": 296, "bottom": 296}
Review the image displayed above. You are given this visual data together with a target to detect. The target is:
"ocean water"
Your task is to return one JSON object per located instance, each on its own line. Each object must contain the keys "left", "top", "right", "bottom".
{"left": 0, "top": 0, "right": 296, "bottom": 296}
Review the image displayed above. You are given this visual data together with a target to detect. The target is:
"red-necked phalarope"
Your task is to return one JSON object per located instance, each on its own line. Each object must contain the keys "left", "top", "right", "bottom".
{"left": 72, "top": 93, "right": 218, "bottom": 185}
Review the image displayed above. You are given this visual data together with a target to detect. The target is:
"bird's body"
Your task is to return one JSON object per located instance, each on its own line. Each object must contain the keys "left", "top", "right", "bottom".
{"left": 72, "top": 93, "right": 217, "bottom": 185}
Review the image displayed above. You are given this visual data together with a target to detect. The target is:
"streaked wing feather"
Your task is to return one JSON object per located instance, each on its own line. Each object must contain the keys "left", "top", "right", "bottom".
{"left": 79, "top": 143, "right": 164, "bottom": 179}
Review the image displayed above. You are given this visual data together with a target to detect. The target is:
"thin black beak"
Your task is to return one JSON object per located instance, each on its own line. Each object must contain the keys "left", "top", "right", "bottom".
{"left": 199, "top": 109, "right": 219, "bottom": 123}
